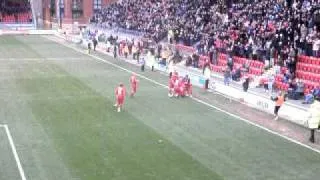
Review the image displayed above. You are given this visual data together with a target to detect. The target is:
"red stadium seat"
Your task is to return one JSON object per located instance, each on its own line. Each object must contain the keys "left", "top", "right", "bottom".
{"left": 219, "top": 53, "right": 227, "bottom": 61}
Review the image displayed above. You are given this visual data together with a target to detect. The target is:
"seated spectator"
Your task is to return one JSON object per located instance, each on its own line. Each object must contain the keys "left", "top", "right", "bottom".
{"left": 232, "top": 66, "right": 242, "bottom": 81}
{"left": 288, "top": 78, "right": 298, "bottom": 99}
{"left": 312, "top": 85, "right": 320, "bottom": 100}
{"left": 283, "top": 70, "right": 293, "bottom": 83}
{"left": 292, "top": 79, "right": 305, "bottom": 100}
{"left": 288, "top": 79, "right": 297, "bottom": 90}
{"left": 303, "top": 89, "right": 314, "bottom": 104}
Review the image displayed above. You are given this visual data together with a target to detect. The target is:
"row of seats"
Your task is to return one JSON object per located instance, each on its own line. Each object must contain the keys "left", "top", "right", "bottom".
{"left": 295, "top": 55, "right": 320, "bottom": 90}
{"left": 298, "top": 55, "right": 320, "bottom": 65}
{"left": 0, "top": 12, "right": 32, "bottom": 23}
{"left": 233, "top": 56, "right": 264, "bottom": 69}
{"left": 296, "top": 70, "right": 320, "bottom": 83}
{"left": 296, "top": 62, "right": 320, "bottom": 74}
{"left": 304, "top": 81, "right": 319, "bottom": 91}
{"left": 175, "top": 44, "right": 265, "bottom": 78}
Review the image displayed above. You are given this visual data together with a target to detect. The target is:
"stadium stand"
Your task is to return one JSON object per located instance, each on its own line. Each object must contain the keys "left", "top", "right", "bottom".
{"left": 0, "top": 0, "right": 33, "bottom": 24}
{"left": 90, "top": 0, "right": 320, "bottom": 102}
{"left": 92, "top": 0, "right": 320, "bottom": 57}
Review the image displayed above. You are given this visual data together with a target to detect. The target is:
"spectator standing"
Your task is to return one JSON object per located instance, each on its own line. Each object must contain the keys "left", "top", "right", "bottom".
{"left": 132, "top": 45, "right": 137, "bottom": 59}
{"left": 87, "top": 42, "right": 92, "bottom": 54}
{"left": 307, "top": 101, "right": 320, "bottom": 143}
{"left": 124, "top": 44, "right": 129, "bottom": 58}
{"left": 313, "top": 37, "right": 320, "bottom": 57}
{"left": 113, "top": 44, "right": 117, "bottom": 59}
{"left": 141, "top": 57, "right": 145, "bottom": 72}
{"left": 93, "top": 38, "right": 98, "bottom": 51}
{"left": 242, "top": 77, "right": 250, "bottom": 92}
{"left": 267, "top": 73, "right": 275, "bottom": 95}
{"left": 224, "top": 66, "right": 231, "bottom": 86}
{"left": 168, "top": 60, "right": 175, "bottom": 78}
{"left": 203, "top": 64, "right": 211, "bottom": 90}
{"left": 227, "top": 56, "right": 234, "bottom": 71}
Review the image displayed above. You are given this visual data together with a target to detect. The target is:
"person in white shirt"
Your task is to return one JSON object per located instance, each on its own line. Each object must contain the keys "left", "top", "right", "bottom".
{"left": 313, "top": 37, "right": 320, "bottom": 57}
{"left": 203, "top": 64, "right": 211, "bottom": 90}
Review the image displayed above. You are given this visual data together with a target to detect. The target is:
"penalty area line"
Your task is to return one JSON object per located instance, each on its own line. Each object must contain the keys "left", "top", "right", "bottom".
{"left": 1, "top": 124, "right": 27, "bottom": 180}
{"left": 50, "top": 36, "right": 320, "bottom": 154}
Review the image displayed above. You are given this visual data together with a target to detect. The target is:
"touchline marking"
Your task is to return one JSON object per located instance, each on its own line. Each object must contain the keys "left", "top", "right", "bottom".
{"left": 2, "top": 125, "right": 27, "bottom": 180}
{"left": 51, "top": 36, "right": 320, "bottom": 154}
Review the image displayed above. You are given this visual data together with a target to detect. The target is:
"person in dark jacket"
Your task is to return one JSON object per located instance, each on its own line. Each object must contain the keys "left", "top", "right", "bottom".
{"left": 242, "top": 77, "right": 250, "bottom": 92}
{"left": 87, "top": 42, "right": 92, "bottom": 54}
{"left": 113, "top": 44, "right": 117, "bottom": 59}
{"left": 92, "top": 38, "right": 98, "bottom": 51}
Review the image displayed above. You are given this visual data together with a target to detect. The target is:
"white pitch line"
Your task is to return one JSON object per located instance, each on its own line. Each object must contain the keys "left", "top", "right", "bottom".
{"left": 50, "top": 36, "right": 320, "bottom": 154}
{"left": 3, "top": 125, "right": 27, "bottom": 180}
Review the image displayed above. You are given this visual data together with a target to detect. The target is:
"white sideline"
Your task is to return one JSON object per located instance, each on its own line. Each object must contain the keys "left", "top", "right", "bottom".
{"left": 49, "top": 36, "right": 320, "bottom": 154}
{"left": 0, "top": 125, "right": 27, "bottom": 180}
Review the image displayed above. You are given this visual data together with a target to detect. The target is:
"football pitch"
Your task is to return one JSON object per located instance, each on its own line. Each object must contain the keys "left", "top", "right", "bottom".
{"left": 0, "top": 35, "right": 319, "bottom": 180}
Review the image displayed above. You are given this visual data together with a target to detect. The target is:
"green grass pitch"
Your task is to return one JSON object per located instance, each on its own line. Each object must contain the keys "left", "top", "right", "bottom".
{"left": 0, "top": 35, "right": 319, "bottom": 180}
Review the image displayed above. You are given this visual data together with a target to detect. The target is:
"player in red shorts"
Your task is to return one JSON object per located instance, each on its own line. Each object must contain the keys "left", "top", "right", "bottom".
{"left": 114, "top": 83, "right": 126, "bottom": 112}
{"left": 168, "top": 77, "right": 175, "bottom": 97}
{"left": 173, "top": 77, "right": 182, "bottom": 97}
{"left": 130, "top": 73, "right": 139, "bottom": 97}
{"left": 184, "top": 75, "right": 193, "bottom": 97}
{"left": 178, "top": 77, "right": 186, "bottom": 97}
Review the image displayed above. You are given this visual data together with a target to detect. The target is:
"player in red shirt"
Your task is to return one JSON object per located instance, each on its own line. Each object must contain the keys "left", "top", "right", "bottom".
{"left": 130, "top": 73, "right": 139, "bottom": 97}
{"left": 168, "top": 71, "right": 178, "bottom": 97}
{"left": 178, "top": 77, "right": 186, "bottom": 97}
{"left": 174, "top": 77, "right": 183, "bottom": 97}
{"left": 114, "top": 83, "right": 126, "bottom": 112}
{"left": 184, "top": 75, "right": 193, "bottom": 97}
{"left": 168, "top": 77, "right": 175, "bottom": 97}
{"left": 171, "top": 71, "right": 178, "bottom": 82}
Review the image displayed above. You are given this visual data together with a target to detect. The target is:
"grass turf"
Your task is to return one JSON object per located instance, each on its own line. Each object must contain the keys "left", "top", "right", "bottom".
{"left": 0, "top": 35, "right": 319, "bottom": 180}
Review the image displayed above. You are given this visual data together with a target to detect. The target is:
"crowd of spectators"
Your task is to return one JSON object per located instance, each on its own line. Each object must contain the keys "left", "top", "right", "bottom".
{"left": 92, "top": 0, "right": 320, "bottom": 61}
{"left": 91, "top": 0, "right": 320, "bottom": 104}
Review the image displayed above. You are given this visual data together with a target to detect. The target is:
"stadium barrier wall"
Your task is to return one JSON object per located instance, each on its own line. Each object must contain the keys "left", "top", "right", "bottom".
{"left": 175, "top": 66, "right": 310, "bottom": 126}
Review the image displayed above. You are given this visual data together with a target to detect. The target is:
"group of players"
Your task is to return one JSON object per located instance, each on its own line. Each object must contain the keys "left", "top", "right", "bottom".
{"left": 114, "top": 71, "right": 193, "bottom": 112}
{"left": 168, "top": 71, "right": 193, "bottom": 98}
